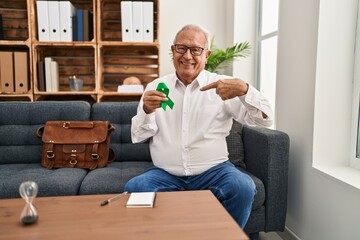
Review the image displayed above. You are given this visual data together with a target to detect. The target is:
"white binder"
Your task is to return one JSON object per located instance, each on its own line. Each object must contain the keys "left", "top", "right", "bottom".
{"left": 44, "top": 57, "right": 53, "bottom": 92}
{"left": 121, "top": 1, "right": 133, "bottom": 42}
{"left": 48, "top": 1, "right": 61, "bottom": 41}
{"left": 36, "top": 1, "right": 50, "bottom": 41}
{"left": 142, "top": 2, "right": 154, "bottom": 42}
{"left": 132, "top": 1, "right": 143, "bottom": 42}
{"left": 59, "top": 1, "right": 76, "bottom": 42}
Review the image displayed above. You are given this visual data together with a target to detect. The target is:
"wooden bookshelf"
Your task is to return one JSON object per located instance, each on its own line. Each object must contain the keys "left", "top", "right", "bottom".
{"left": 0, "top": 0, "right": 33, "bottom": 101}
{"left": 96, "top": 0, "right": 159, "bottom": 102}
{"left": 0, "top": 0, "right": 159, "bottom": 102}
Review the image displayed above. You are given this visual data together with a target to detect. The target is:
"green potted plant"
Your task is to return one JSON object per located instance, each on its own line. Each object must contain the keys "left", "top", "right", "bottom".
{"left": 205, "top": 37, "right": 251, "bottom": 73}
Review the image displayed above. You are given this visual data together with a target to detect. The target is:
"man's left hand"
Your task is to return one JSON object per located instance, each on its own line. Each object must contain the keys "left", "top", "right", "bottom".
{"left": 200, "top": 78, "right": 249, "bottom": 100}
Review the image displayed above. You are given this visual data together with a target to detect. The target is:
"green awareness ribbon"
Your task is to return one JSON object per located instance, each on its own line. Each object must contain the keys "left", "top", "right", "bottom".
{"left": 156, "top": 82, "right": 174, "bottom": 111}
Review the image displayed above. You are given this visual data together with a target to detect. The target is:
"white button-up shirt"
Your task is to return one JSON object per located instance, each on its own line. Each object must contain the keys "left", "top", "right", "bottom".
{"left": 131, "top": 70, "right": 273, "bottom": 176}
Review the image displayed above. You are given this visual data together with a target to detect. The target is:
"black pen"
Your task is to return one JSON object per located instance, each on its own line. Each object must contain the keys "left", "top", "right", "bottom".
{"left": 100, "top": 191, "right": 128, "bottom": 206}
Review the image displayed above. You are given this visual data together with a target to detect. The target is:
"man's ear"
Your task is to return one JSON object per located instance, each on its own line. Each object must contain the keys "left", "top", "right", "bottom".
{"left": 171, "top": 45, "right": 176, "bottom": 59}
{"left": 206, "top": 50, "right": 212, "bottom": 59}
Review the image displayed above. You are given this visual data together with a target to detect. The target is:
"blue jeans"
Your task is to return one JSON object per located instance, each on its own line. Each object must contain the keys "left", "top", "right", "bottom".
{"left": 124, "top": 161, "right": 256, "bottom": 228}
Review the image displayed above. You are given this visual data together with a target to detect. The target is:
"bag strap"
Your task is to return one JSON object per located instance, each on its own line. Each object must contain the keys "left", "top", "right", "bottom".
{"left": 108, "top": 124, "right": 116, "bottom": 133}
{"left": 36, "top": 126, "right": 44, "bottom": 138}
{"left": 107, "top": 124, "right": 116, "bottom": 163}
{"left": 89, "top": 142, "right": 100, "bottom": 170}
{"left": 88, "top": 147, "right": 115, "bottom": 170}
{"left": 45, "top": 141, "right": 55, "bottom": 169}
{"left": 108, "top": 148, "right": 116, "bottom": 163}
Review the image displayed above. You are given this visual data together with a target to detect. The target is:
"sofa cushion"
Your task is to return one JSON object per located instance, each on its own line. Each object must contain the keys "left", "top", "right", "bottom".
{"left": 226, "top": 120, "right": 246, "bottom": 169}
{"left": 0, "top": 164, "right": 88, "bottom": 199}
{"left": 248, "top": 171, "right": 265, "bottom": 210}
{"left": 0, "top": 101, "right": 91, "bottom": 164}
{"left": 91, "top": 102, "right": 151, "bottom": 163}
{"left": 79, "top": 161, "right": 153, "bottom": 195}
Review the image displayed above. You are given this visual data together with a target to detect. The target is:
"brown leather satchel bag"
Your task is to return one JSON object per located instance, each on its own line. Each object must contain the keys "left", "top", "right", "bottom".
{"left": 37, "top": 121, "right": 116, "bottom": 170}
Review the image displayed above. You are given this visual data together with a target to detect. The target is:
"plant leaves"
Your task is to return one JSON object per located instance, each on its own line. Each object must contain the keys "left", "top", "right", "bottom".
{"left": 206, "top": 40, "right": 251, "bottom": 73}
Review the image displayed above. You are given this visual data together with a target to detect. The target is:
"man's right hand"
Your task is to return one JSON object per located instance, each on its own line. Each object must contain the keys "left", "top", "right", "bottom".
{"left": 143, "top": 90, "right": 168, "bottom": 114}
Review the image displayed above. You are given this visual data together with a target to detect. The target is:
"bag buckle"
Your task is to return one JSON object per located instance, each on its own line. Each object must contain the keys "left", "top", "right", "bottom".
{"left": 70, "top": 153, "right": 77, "bottom": 165}
{"left": 63, "top": 122, "right": 70, "bottom": 129}
{"left": 92, "top": 153, "right": 99, "bottom": 160}
{"left": 47, "top": 140, "right": 55, "bottom": 159}
{"left": 46, "top": 151, "right": 55, "bottom": 159}
{"left": 69, "top": 159, "right": 78, "bottom": 165}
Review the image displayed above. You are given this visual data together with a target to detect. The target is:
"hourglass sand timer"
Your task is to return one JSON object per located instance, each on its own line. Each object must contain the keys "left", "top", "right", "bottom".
{"left": 19, "top": 181, "right": 39, "bottom": 225}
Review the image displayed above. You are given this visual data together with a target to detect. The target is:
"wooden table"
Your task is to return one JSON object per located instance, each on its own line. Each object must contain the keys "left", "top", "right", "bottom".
{"left": 0, "top": 190, "right": 249, "bottom": 240}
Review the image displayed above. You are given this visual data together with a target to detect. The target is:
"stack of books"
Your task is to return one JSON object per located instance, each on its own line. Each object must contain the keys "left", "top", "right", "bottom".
{"left": 37, "top": 57, "right": 59, "bottom": 92}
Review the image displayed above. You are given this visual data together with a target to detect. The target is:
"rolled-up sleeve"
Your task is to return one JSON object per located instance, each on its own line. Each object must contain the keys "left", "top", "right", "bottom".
{"left": 230, "top": 85, "right": 274, "bottom": 127}
{"left": 131, "top": 105, "right": 158, "bottom": 143}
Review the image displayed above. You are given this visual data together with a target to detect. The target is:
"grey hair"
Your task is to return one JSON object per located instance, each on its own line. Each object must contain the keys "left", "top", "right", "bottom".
{"left": 173, "top": 24, "right": 210, "bottom": 49}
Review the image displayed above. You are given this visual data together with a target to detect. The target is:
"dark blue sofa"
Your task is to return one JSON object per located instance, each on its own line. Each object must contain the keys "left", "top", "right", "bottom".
{"left": 0, "top": 101, "right": 289, "bottom": 240}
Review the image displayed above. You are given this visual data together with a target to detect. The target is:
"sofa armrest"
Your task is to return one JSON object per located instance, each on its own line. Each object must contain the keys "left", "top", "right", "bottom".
{"left": 242, "top": 125, "right": 289, "bottom": 232}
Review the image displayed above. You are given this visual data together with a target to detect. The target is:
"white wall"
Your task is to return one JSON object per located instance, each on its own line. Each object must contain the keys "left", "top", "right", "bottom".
{"left": 276, "top": 0, "right": 360, "bottom": 239}
{"left": 232, "top": 0, "right": 257, "bottom": 86}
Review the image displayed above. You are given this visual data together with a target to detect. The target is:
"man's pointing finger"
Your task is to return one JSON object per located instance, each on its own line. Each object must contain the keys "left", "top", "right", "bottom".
{"left": 200, "top": 81, "right": 219, "bottom": 91}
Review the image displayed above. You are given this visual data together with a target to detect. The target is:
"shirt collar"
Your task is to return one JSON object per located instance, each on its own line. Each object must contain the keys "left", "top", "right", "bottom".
{"left": 173, "top": 70, "right": 208, "bottom": 89}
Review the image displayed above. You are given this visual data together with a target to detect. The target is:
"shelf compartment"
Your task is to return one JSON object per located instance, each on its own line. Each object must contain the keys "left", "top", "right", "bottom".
{"left": 99, "top": 44, "right": 159, "bottom": 92}
{"left": 33, "top": 45, "right": 96, "bottom": 92}
{"left": 32, "top": 0, "right": 95, "bottom": 43}
{"left": 98, "top": 0, "right": 158, "bottom": 42}
{"left": 0, "top": 45, "right": 32, "bottom": 98}
{"left": 0, "top": 0, "right": 29, "bottom": 41}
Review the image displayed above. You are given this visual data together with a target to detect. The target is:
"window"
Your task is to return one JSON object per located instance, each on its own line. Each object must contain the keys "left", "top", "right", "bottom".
{"left": 351, "top": 0, "right": 360, "bottom": 170}
{"left": 313, "top": 0, "right": 360, "bottom": 189}
{"left": 257, "top": 0, "right": 279, "bottom": 125}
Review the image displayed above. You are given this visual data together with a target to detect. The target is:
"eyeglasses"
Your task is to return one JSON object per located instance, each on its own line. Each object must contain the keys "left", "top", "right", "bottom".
{"left": 173, "top": 44, "right": 207, "bottom": 56}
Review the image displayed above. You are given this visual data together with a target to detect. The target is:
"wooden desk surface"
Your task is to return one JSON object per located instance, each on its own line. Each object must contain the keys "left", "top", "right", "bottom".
{"left": 0, "top": 190, "right": 249, "bottom": 240}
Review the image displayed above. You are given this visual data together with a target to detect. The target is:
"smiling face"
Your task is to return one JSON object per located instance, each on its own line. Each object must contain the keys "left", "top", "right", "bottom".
{"left": 171, "top": 28, "right": 211, "bottom": 86}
